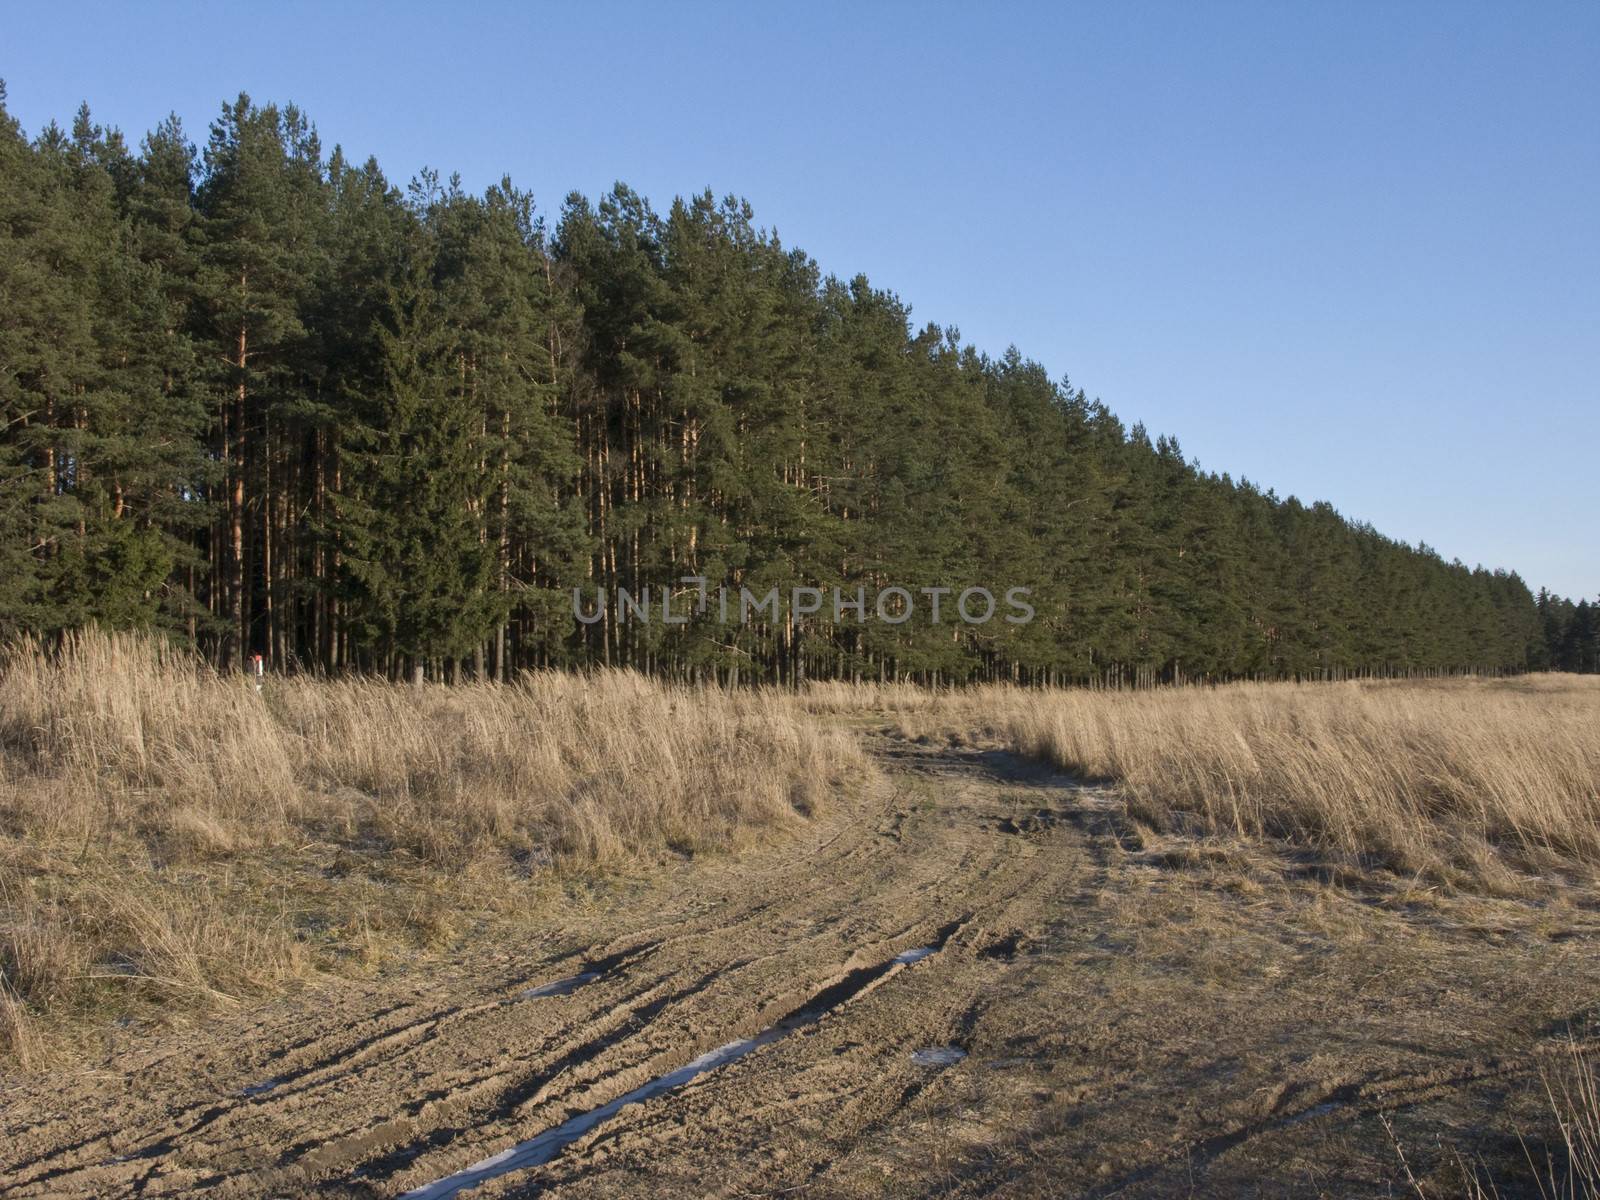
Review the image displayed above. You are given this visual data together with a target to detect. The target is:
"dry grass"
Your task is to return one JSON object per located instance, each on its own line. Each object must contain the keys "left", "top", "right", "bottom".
{"left": 6, "top": 646, "right": 1596, "bottom": 1065}
{"left": 0, "top": 632, "right": 870, "bottom": 1060}
{"left": 799, "top": 679, "right": 953, "bottom": 716}
{"left": 1003, "top": 677, "right": 1600, "bottom": 886}
{"left": 1383, "top": 1039, "right": 1600, "bottom": 1199}
{"left": 1535, "top": 1040, "right": 1600, "bottom": 1200}
{"left": 827, "top": 674, "right": 1600, "bottom": 889}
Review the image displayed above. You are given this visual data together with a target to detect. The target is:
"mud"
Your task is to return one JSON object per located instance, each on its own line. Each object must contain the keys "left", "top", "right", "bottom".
{"left": 2, "top": 730, "right": 1597, "bottom": 1197}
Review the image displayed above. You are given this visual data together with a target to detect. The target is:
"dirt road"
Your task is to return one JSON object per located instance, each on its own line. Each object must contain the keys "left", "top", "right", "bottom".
{"left": 3, "top": 730, "right": 1598, "bottom": 1197}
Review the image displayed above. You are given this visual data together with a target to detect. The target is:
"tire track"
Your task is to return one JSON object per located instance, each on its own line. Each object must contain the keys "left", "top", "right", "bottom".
{"left": 0, "top": 735, "right": 1125, "bottom": 1199}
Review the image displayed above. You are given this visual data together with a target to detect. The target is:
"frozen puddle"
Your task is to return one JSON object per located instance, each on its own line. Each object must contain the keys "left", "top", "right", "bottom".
{"left": 399, "top": 1036, "right": 777, "bottom": 1199}
{"left": 1283, "top": 1101, "right": 1342, "bottom": 1127}
{"left": 511, "top": 944, "right": 650, "bottom": 1004}
{"left": 910, "top": 1046, "right": 966, "bottom": 1067}
{"left": 400, "top": 935, "right": 953, "bottom": 1199}
{"left": 241, "top": 1077, "right": 285, "bottom": 1097}
{"left": 518, "top": 972, "right": 601, "bottom": 1000}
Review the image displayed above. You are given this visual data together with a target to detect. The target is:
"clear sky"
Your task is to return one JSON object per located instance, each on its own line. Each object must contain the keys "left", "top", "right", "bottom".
{"left": 6, "top": 1, "right": 1597, "bottom": 599}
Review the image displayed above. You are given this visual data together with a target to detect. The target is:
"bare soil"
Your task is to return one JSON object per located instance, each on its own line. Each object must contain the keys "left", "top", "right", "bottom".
{"left": 3, "top": 728, "right": 1598, "bottom": 1198}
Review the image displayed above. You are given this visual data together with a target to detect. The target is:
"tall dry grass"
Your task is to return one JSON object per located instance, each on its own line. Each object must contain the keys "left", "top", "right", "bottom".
{"left": 1534, "top": 1040, "right": 1600, "bottom": 1200}
{"left": 799, "top": 679, "right": 953, "bottom": 716}
{"left": 875, "top": 675, "right": 1600, "bottom": 888}
{"left": 1385, "top": 1038, "right": 1600, "bottom": 1199}
{"left": 0, "top": 632, "right": 870, "bottom": 1058}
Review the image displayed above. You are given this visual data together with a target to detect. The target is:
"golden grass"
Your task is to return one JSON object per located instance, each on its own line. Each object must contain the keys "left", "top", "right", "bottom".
{"left": 1536, "top": 1040, "right": 1600, "bottom": 1200}
{"left": 6, "top": 642, "right": 1596, "bottom": 1064}
{"left": 0, "top": 632, "right": 870, "bottom": 1059}
{"left": 870, "top": 674, "right": 1600, "bottom": 889}
{"left": 798, "top": 679, "right": 953, "bottom": 715}
{"left": 1384, "top": 1039, "right": 1600, "bottom": 1199}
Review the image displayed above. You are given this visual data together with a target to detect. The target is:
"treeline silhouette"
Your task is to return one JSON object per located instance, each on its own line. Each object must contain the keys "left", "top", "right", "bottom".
{"left": 2, "top": 90, "right": 1587, "bottom": 684}
{"left": 1536, "top": 595, "right": 1600, "bottom": 675}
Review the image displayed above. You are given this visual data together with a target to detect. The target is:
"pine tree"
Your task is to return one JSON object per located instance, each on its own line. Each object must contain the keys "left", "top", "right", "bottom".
{"left": 335, "top": 219, "right": 502, "bottom": 681}
{"left": 0, "top": 85, "right": 1565, "bottom": 682}
{"left": 0, "top": 81, "right": 63, "bottom": 634}
{"left": 193, "top": 94, "right": 324, "bottom": 666}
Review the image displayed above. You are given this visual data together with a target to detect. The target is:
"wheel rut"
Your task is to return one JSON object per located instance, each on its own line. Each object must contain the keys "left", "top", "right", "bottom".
{"left": 0, "top": 733, "right": 1085, "bottom": 1198}
{"left": 5, "top": 730, "right": 1581, "bottom": 1199}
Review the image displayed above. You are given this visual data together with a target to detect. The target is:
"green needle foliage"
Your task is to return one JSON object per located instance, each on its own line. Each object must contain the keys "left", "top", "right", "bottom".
{"left": 0, "top": 86, "right": 1585, "bottom": 684}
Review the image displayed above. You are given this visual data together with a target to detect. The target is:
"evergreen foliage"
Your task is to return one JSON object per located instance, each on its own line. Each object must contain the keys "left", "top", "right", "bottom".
{"left": 0, "top": 88, "right": 1580, "bottom": 682}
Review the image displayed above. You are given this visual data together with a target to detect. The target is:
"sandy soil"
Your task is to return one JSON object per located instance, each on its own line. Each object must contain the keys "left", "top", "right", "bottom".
{"left": 3, "top": 729, "right": 1598, "bottom": 1198}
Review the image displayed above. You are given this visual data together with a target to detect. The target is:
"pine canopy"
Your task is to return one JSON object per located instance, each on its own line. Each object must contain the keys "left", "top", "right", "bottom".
{"left": 0, "top": 88, "right": 1584, "bottom": 684}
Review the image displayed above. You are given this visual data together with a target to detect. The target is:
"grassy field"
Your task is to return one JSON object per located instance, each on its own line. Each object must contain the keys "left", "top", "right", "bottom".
{"left": 2, "top": 647, "right": 1599, "bottom": 1195}
{"left": 3, "top": 641, "right": 1598, "bottom": 1068}
{"left": 882, "top": 674, "right": 1600, "bottom": 892}
{"left": 0, "top": 633, "right": 869, "bottom": 1060}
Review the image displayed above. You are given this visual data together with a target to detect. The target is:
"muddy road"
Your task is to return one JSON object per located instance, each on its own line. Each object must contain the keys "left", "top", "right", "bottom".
{"left": 3, "top": 731, "right": 1598, "bottom": 1197}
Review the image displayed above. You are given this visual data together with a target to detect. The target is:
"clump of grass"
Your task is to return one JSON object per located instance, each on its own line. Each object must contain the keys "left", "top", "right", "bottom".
{"left": 1532, "top": 1039, "right": 1600, "bottom": 1200}
{"left": 0, "top": 631, "right": 872, "bottom": 1057}
{"left": 999, "top": 678, "right": 1600, "bottom": 886}
{"left": 1383, "top": 1038, "right": 1600, "bottom": 1199}
{"left": 817, "top": 674, "right": 1600, "bottom": 888}
{"left": 799, "top": 679, "right": 954, "bottom": 716}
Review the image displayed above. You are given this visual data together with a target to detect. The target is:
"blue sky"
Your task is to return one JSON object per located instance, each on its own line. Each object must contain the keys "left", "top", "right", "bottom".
{"left": 6, "top": 1, "right": 1597, "bottom": 598}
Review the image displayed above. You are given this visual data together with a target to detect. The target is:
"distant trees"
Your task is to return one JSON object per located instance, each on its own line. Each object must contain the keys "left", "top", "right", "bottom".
{"left": 0, "top": 86, "right": 1579, "bottom": 683}
{"left": 0, "top": 94, "right": 210, "bottom": 639}
{"left": 1536, "top": 591, "right": 1599, "bottom": 674}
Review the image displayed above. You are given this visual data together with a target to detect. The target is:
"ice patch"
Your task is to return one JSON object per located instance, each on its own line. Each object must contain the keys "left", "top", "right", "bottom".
{"left": 910, "top": 1046, "right": 966, "bottom": 1067}
{"left": 518, "top": 972, "right": 601, "bottom": 1000}
{"left": 399, "top": 941, "right": 944, "bottom": 1199}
